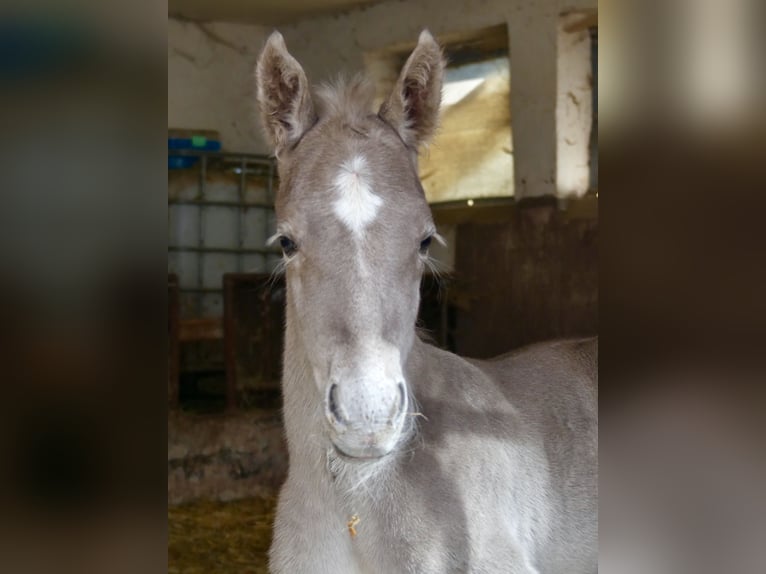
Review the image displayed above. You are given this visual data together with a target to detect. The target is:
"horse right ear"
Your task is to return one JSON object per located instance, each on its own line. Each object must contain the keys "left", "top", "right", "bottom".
{"left": 255, "top": 31, "right": 316, "bottom": 156}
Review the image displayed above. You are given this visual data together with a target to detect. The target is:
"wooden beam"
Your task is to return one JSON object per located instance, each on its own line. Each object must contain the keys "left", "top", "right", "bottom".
{"left": 564, "top": 12, "right": 598, "bottom": 33}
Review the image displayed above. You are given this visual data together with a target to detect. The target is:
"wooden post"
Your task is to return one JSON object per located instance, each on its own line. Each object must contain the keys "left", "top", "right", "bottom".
{"left": 223, "top": 274, "right": 238, "bottom": 412}
{"left": 168, "top": 274, "right": 180, "bottom": 409}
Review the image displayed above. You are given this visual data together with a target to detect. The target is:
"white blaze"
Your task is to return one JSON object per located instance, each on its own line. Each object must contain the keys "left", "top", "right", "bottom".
{"left": 332, "top": 155, "right": 382, "bottom": 235}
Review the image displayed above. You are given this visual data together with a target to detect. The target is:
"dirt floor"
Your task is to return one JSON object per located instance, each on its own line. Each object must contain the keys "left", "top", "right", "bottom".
{"left": 168, "top": 405, "right": 287, "bottom": 505}
{"left": 169, "top": 496, "right": 276, "bottom": 573}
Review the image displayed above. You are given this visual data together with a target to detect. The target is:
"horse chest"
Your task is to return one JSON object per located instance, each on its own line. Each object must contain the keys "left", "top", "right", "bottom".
{"left": 348, "top": 529, "right": 450, "bottom": 574}
{"left": 337, "top": 495, "right": 480, "bottom": 574}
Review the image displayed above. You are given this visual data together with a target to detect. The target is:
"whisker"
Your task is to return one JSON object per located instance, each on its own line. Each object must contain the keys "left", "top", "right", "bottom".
{"left": 406, "top": 411, "right": 429, "bottom": 422}
{"left": 423, "top": 255, "right": 450, "bottom": 301}
{"left": 267, "top": 257, "right": 287, "bottom": 288}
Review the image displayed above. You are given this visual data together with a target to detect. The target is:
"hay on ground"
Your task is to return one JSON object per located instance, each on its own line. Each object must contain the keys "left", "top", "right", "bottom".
{"left": 169, "top": 497, "right": 276, "bottom": 574}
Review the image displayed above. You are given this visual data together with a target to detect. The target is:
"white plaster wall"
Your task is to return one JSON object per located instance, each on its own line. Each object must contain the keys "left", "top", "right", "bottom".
{"left": 556, "top": 12, "right": 594, "bottom": 197}
{"left": 278, "top": 0, "right": 598, "bottom": 198}
{"left": 168, "top": 0, "right": 597, "bottom": 193}
{"left": 168, "top": 18, "right": 270, "bottom": 154}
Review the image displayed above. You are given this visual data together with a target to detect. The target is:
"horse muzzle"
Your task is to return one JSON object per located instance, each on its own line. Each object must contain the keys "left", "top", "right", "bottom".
{"left": 324, "top": 379, "right": 408, "bottom": 459}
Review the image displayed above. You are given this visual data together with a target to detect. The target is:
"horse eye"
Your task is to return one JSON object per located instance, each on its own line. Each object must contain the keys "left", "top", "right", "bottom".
{"left": 419, "top": 236, "right": 432, "bottom": 255}
{"left": 279, "top": 236, "right": 297, "bottom": 256}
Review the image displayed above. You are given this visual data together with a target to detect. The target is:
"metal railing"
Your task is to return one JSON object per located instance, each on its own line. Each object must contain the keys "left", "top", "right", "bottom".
{"left": 168, "top": 150, "right": 279, "bottom": 317}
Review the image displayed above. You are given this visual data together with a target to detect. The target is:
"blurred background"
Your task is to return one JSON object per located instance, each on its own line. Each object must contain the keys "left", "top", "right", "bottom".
{"left": 0, "top": 0, "right": 764, "bottom": 572}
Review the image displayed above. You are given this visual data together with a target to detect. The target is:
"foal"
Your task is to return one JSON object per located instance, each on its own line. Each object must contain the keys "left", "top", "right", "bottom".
{"left": 255, "top": 30, "right": 597, "bottom": 574}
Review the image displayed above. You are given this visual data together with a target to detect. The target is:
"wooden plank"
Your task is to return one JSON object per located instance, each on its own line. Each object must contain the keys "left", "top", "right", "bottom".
{"left": 179, "top": 318, "right": 224, "bottom": 342}
{"left": 453, "top": 203, "right": 598, "bottom": 356}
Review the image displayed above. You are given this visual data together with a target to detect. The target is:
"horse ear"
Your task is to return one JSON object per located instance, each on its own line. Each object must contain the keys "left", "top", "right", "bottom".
{"left": 255, "top": 31, "right": 316, "bottom": 155}
{"left": 379, "top": 30, "right": 445, "bottom": 149}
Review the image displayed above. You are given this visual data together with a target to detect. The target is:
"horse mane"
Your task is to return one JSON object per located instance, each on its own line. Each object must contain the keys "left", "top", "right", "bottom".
{"left": 315, "top": 74, "right": 378, "bottom": 127}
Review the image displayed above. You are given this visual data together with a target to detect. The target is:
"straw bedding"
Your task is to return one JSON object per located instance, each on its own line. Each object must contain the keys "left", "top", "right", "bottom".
{"left": 169, "top": 496, "right": 276, "bottom": 573}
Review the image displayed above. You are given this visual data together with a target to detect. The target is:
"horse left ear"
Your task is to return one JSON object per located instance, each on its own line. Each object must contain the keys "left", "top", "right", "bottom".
{"left": 379, "top": 30, "right": 445, "bottom": 149}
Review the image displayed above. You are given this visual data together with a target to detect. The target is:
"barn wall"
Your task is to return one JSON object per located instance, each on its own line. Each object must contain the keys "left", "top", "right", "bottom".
{"left": 280, "top": 0, "right": 597, "bottom": 199}
{"left": 167, "top": 0, "right": 597, "bottom": 183}
{"left": 168, "top": 19, "right": 270, "bottom": 153}
{"left": 557, "top": 13, "right": 594, "bottom": 196}
{"left": 447, "top": 198, "right": 598, "bottom": 357}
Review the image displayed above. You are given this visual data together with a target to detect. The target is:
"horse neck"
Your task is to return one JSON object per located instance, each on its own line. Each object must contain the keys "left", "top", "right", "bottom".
{"left": 280, "top": 304, "right": 322, "bottom": 460}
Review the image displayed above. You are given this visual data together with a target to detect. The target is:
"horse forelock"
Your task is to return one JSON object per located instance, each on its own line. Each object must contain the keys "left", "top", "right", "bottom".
{"left": 315, "top": 75, "right": 377, "bottom": 129}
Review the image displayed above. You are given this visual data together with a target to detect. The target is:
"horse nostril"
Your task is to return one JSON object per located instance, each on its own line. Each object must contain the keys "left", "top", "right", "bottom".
{"left": 327, "top": 383, "right": 344, "bottom": 425}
